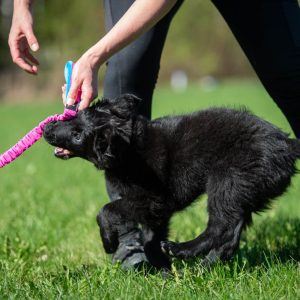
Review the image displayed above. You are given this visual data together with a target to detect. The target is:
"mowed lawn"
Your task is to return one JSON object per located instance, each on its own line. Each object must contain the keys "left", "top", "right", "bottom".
{"left": 0, "top": 80, "right": 299, "bottom": 299}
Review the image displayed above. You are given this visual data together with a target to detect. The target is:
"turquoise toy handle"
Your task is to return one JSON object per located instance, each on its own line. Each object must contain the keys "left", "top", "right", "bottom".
{"left": 64, "top": 60, "right": 73, "bottom": 100}
{"left": 63, "top": 61, "right": 81, "bottom": 107}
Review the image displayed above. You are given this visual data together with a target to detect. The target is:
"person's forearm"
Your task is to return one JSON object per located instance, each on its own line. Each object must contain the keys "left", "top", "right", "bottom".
{"left": 14, "top": 0, "right": 33, "bottom": 10}
{"left": 86, "top": 0, "right": 178, "bottom": 66}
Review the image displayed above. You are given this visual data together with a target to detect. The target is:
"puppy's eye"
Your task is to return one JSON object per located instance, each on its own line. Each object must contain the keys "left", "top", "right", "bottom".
{"left": 72, "top": 132, "right": 82, "bottom": 143}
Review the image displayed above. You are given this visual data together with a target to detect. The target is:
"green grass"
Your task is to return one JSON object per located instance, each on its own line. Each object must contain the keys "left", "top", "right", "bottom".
{"left": 0, "top": 79, "right": 299, "bottom": 299}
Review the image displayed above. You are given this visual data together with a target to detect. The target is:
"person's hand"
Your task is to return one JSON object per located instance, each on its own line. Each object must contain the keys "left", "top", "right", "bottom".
{"left": 8, "top": 2, "right": 39, "bottom": 74}
{"left": 67, "top": 50, "right": 100, "bottom": 111}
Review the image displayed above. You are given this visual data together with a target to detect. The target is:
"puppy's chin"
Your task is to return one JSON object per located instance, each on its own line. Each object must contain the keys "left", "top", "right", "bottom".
{"left": 54, "top": 147, "right": 74, "bottom": 160}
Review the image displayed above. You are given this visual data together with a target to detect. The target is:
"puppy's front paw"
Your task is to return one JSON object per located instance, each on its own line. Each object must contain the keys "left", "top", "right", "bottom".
{"left": 101, "top": 230, "right": 119, "bottom": 254}
{"left": 160, "top": 241, "right": 183, "bottom": 258}
{"left": 96, "top": 208, "right": 119, "bottom": 254}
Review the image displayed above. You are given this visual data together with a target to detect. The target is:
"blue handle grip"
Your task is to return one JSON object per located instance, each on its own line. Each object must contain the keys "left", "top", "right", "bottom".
{"left": 64, "top": 60, "right": 74, "bottom": 100}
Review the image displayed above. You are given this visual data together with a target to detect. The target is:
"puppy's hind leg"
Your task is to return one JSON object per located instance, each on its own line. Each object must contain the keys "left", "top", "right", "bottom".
{"left": 161, "top": 176, "right": 248, "bottom": 262}
{"left": 200, "top": 218, "right": 245, "bottom": 267}
{"left": 160, "top": 214, "right": 238, "bottom": 260}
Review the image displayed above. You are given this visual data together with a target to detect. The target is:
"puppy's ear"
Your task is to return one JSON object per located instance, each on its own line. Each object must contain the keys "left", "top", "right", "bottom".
{"left": 110, "top": 94, "right": 142, "bottom": 119}
{"left": 93, "top": 122, "right": 131, "bottom": 169}
{"left": 93, "top": 124, "right": 115, "bottom": 169}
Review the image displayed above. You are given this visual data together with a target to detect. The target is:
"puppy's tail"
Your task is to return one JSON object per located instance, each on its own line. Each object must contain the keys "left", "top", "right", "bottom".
{"left": 287, "top": 138, "right": 300, "bottom": 158}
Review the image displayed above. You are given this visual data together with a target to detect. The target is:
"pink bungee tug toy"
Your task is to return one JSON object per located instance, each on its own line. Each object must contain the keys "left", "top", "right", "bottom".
{"left": 0, "top": 61, "right": 81, "bottom": 168}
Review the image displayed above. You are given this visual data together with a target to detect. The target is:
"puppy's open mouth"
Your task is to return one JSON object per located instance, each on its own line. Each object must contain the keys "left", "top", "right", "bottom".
{"left": 54, "top": 147, "right": 74, "bottom": 160}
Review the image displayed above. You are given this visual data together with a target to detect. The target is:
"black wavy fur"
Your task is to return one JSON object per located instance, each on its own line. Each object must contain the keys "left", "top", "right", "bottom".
{"left": 44, "top": 94, "right": 300, "bottom": 269}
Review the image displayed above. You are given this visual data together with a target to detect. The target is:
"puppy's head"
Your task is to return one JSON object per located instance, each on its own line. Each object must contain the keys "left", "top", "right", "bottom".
{"left": 43, "top": 94, "right": 141, "bottom": 169}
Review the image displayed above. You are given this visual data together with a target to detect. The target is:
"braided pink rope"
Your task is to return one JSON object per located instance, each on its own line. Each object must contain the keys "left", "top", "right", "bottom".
{"left": 0, "top": 108, "right": 77, "bottom": 168}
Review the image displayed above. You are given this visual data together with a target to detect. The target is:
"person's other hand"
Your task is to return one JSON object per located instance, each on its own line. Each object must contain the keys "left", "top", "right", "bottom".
{"left": 8, "top": 3, "right": 39, "bottom": 74}
{"left": 67, "top": 51, "right": 100, "bottom": 111}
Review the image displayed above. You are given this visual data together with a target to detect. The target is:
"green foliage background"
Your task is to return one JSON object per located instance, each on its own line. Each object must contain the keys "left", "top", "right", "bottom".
{"left": 0, "top": 0, "right": 253, "bottom": 77}
{"left": 0, "top": 82, "right": 299, "bottom": 299}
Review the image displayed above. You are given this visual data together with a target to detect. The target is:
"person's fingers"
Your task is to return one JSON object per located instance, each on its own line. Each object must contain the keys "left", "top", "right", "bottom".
{"left": 67, "top": 80, "right": 81, "bottom": 106}
{"left": 62, "top": 84, "right": 66, "bottom": 93}
{"left": 78, "top": 85, "right": 97, "bottom": 110}
{"left": 61, "top": 84, "right": 67, "bottom": 103}
{"left": 24, "top": 48, "right": 39, "bottom": 65}
{"left": 23, "top": 50, "right": 39, "bottom": 74}
{"left": 12, "top": 56, "right": 36, "bottom": 74}
{"left": 78, "top": 82, "right": 98, "bottom": 110}
{"left": 31, "top": 65, "right": 38, "bottom": 74}
{"left": 67, "top": 63, "right": 81, "bottom": 105}
{"left": 78, "top": 98, "right": 90, "bottom": 111}
{"left": 9, "top": 40, "right": 29, "bottom": 69}
{"left": 24, "top": 28, "right": 39, "bottom": 52}
{"left": 9, "top": 37, "right": 38, "bottom": 74}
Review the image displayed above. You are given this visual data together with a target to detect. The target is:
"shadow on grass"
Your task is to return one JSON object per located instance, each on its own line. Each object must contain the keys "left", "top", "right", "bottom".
{"left": 1, "top": 217, "right": 298, "bottom": 281}
{"left": 171, "top": 216, "right": 300, "bottom": 272}
{"left": 236, "top": 216, "right": 300, "bottom": 268}
{"left": 44, "top": 216, "right": 300, "bottom": 282}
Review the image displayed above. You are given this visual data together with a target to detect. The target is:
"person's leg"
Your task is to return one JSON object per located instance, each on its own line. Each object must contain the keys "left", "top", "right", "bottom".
{"left": 212, "top": 0, "right": 300, "bottom": 137}
{"left": 103, "top": 0, "right": 184, "bottom": 119}
{"left": 102, "top": 0, "right": 184, "bottom": 268}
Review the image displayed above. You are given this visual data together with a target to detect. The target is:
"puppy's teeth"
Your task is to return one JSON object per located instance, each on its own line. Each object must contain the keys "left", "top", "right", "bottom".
{"left": 161, "top": 247, "right": 166, "bottom": 254}
{"left": 169, "top": 250, "right": 174, "bottom": 256}
{"left": 54, "top": 148, "right": 61, "bottom": 154}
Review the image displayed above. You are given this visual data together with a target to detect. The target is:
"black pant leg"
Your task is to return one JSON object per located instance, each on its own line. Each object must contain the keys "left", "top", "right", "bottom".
{"left": 103, "top": 0, "right": 183, "bottom": 202}
{"left": 102, "top": 2, "right": 183, "bottom": 265}
{"left": 212, "top": 0, "right": 300, "bottom": 137}
{"left": 103, "top": 0, "right": 184, "bottom": 120}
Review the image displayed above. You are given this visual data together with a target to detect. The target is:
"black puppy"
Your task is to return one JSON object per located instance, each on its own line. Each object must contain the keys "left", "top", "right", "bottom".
{"left": 44, "top": 94, "right": 300, "bottom": 269}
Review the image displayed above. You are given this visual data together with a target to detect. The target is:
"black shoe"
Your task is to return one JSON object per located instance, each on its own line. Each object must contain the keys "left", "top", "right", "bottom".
{"left": 112, "top": 228, "right": 149, "bottom": 270}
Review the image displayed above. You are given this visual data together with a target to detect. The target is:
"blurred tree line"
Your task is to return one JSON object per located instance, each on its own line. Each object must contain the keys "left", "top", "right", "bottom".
{"left": 0, "top": 0, "right": 255, "bottom": 101}
{"left": 0, "top": 0, "right": 105, "bottom": 70}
